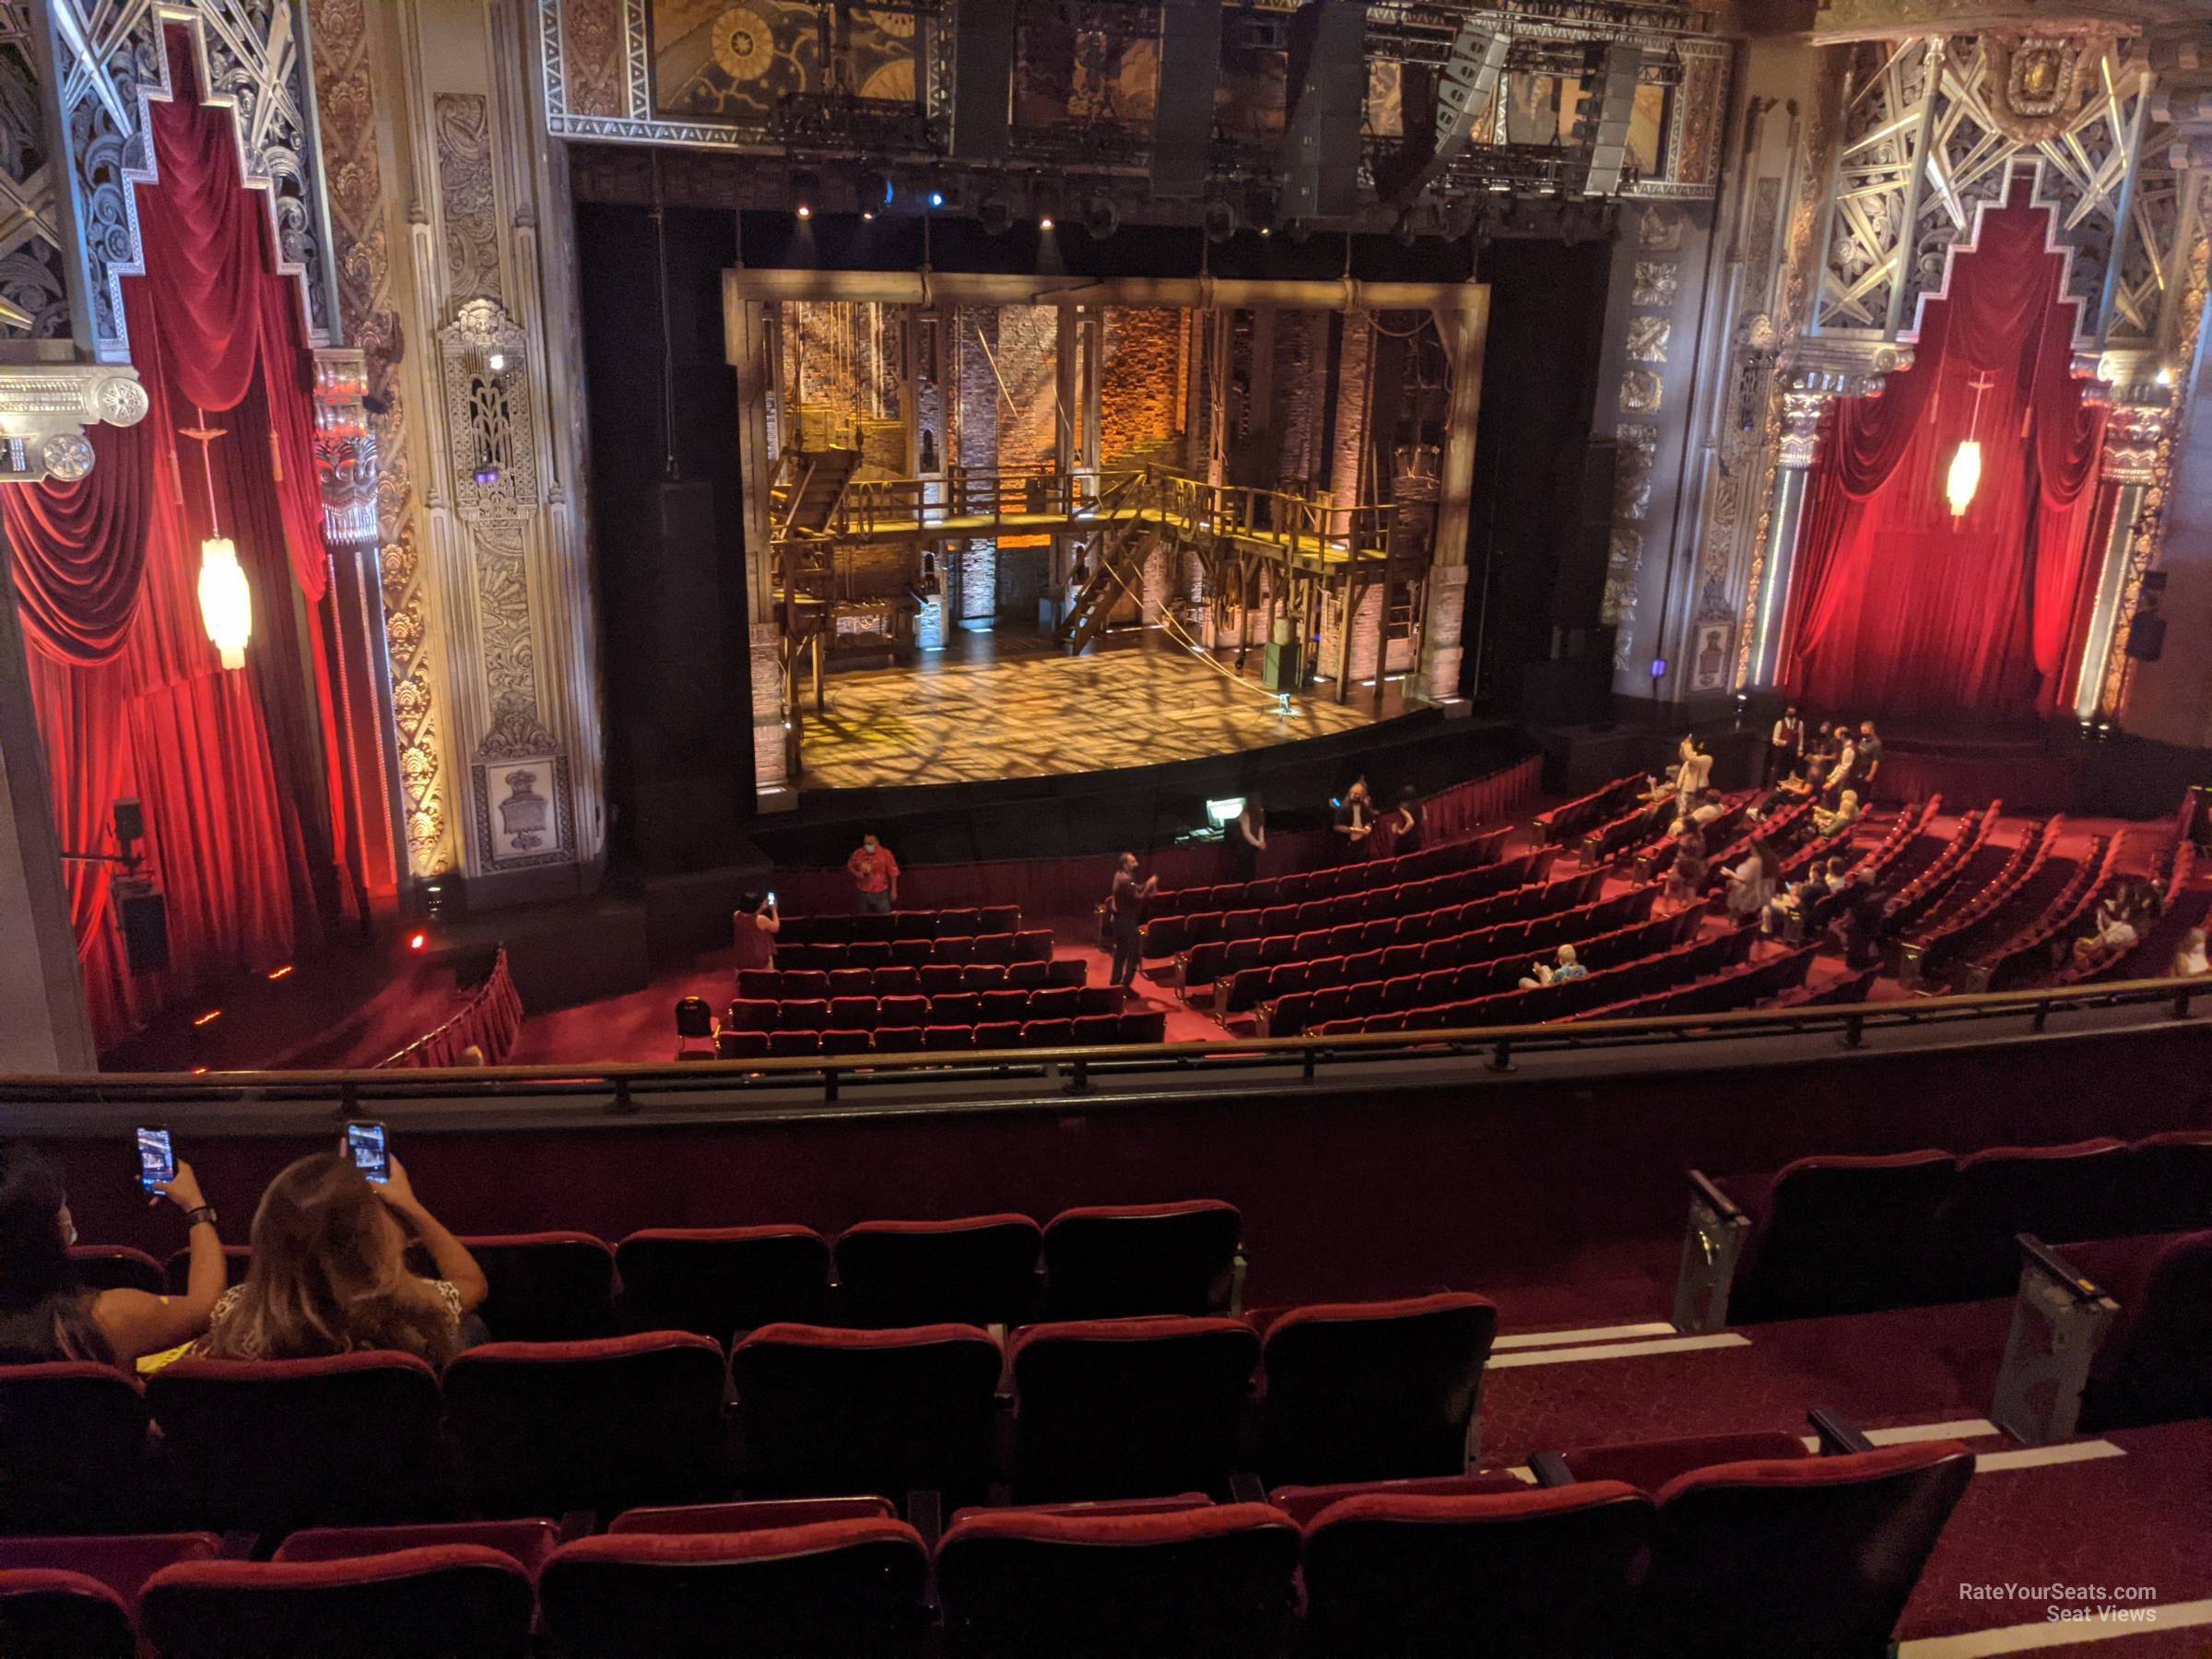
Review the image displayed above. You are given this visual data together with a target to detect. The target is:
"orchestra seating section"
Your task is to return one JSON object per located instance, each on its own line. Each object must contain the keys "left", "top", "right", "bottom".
{"left": 712, "top": 982, "right": 1166, "bottom": 1056}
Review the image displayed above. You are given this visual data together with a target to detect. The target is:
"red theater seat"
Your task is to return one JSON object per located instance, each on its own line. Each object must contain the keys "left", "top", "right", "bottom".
{"left": 1264, "top": 1470, "right": 1524, "bottom": 1526}
{"left": 930, "top": 992, "right": 982, "bottom": 1025}
{"left": 2120, "top": 1131, "right": 2212, "bottom": 1234}
{"left": 607, "top": 1497, "right": 897, "bottom": 1535}
{"left": 919, "top": 963, "right": 964, "bottom": 995}
{"left": 0, "top": 1531, "right": 222, "bottom": 1608}
{"left": 875, "top": 1024, "right": 925, "bottom": 1053}
{"left": 972, "top": 932, "right": 1017, "bottom": 964}
{"left": 834, "top": 1215, "right": 1043, "bottom": 1329}
{"left": 889, "top": 937, "right": 935, "bottom": 966}
{"left": 735, "top": 970, "right": 780, "bottom": 998}
{"left": 0, "top": 1570, "right": 135, "bottom": 1659}
{"left": 924, "top": 1024, "right": 975, "bottom": 1052}
{"left": 2068, "top": 1230, "right": 2212, "bottom": 1432}
{"left": 1014, "top": 929, "right": 1053, "bottom": 961}
{"left": 139, "top": 1546, "right": 535, "bottom": 1659}
{"left": 65, "top": 1245, "right": 166, "bottom": 1296}
{"left": 939, "top": 908, "right": 983, "bottom": 935}
{"left": 1715, "top": 1150, "right": 1955, "bottom": 1323}
{"left": 1010, "top": 1317, "right": 1260, "bottom": 1501}
{"left": 1041, "top": 1200, "right": 1241, "bottom": 1319}
{"left": 160, "top": 1244, "right": 252, "bottom": 1293}
{"left": 720, "top": 997, "right": 776, "bottom": 1032}
{"left": 979, "top": 988, "right": 1030, "bottom": 1022}
{"left": 820, "top": 1028, "right": 872, "bottom": 1056}
{"left": 767, "top": 1030, "right": 820, "bottom": 1058}
{"left": 714, "top": 1029, "right": 768, "bottom": 1059}
{"left": 846, "top": 940, "right": 892, "bottom": 969}
{"left": 979, "top": 904, "right": 1019, "bottom": 934}
{"left": 1259, "top": 1294, "right": 1499, "bottom": 1486}
{"left": 1006, "top": 959, "right": 1050, "bottom": 987}
{"left": 972, "top": 1020, "right": 1023, "bottom": 1052}
{"left": 1029, "top": 984, "right": 1082, "bottom": 1018}
{"left": 827, "top": 967, "right": 875, "bottom": 997}
{"left": 539, "top": 1521, "right": 932, "bottom": 1658}
{"left": 1299, "top": 1483, "right": 1652, "bottom": 1658}
{"left": 877, "top": 993, "right": 930, "bottom": 1027}
{"left": 1020, "top": 1018, "right": 1075, "bottom": 1048}
{"left": 935, "top": 1502, "right": 1298, "bottom": 1659}
{"left": 775, "top": 997, "right": 830, "bottom": 1031}
{"left": 874, "top": 966, "right": 923, "bottom": 995}
{"left": 1071, "top": 1014, "right": 1122, "bottom": 1045}
{"left": 1119, "top": 1012, "right": 1169, "bottom": 1042}
{"left": 460, "top": 1231, "right": 618, "bottom": 1342}
{"left": 1638, "top": 1442, "right": 1973, "bottom": 1658}
{"left": 732, "top": 1324, "right": 1002, "bottom": 1505}
{"left": 1939, "top": 1138, "right": 2128, "bottom": 1297}
{"left": 443, "top": 1334, "right": 731, "bottom": 1518}
{"left": 827, "top": 994, "right": 877, "bottom": 1027}
{"left": 782, "top": 970, "right": 830, "bottom": 999}
{"left": 1075, "top": 985, "right": 1122, "bottom": 1016}
{"left": 146, "top": 1355, "right": 448, "bottom": 1532}
{"left": 0, "top": 1364, "right": 154, "bottom": 1535}
{"left": 273, "top": 1520, "right": 559, "bottom": 1575}
{"left": 615, "top": 1226, "right": 831, "bottom": 1341}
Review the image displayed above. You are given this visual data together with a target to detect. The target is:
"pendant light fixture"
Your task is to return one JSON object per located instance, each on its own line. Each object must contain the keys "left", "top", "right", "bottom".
{"left": 181, "top": 407, "right": 251, "bottom": 669}
{"left": 1946, "top": 372, "right": 1995, "bottom": 524}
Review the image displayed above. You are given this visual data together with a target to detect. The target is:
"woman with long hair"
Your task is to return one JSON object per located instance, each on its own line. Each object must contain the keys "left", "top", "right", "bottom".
{"left": 1724, "top": 836, "right": 1783, "bottom": 922}
{"left": 0, "top": 1151, "right": 224, "bottom": 1369}
{"left": 198, "top": 1151, "right": 486, "bottom": 1366}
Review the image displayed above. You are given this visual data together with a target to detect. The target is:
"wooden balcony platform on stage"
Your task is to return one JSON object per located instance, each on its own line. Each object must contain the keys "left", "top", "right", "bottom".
{"left": 798, "top": 631, "right": 1416, "bottom": 792}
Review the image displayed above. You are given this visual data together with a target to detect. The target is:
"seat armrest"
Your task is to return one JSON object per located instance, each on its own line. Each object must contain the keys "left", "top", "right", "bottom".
{"left": 1529, "top": 1452, "right": 1576, "bottom": 1488}
{"left": 1686, "top": 1169, "right": 1746, "bottom": 1224}
{"left": 2015, "top": 1234, "right": 2108, "bottom": 1304}
{"left": 1807, "top": 1407, "right": 1873, "bottom": 1455}
{"left": 1991, "top": 1233, "right": 2122, "bottom": 1448}
{"left": 907, "top": 1489, "right": 943, "bottom": 1551}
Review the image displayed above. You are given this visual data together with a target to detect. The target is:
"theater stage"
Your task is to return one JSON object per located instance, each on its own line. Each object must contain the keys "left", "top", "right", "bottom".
{"left": 796, "top": 631, "right": 1416, "bottom": 791}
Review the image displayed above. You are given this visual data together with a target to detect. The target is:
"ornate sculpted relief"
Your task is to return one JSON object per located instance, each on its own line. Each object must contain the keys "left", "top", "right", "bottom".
{"left": 45, "top": 0, "right": 339, "bottom": 359}
{"left": 1614, "top": 422, "right": 1658, "bottom": 523}
{"left": 309, "top": 0, "right": 452, "bottom": 877}
{"left": 1983, "top": 35, "right": 2091, "bottom": 144}
{"left": 439, "top": 299, "right": 539, "bottom": 522}
{"left": 1625, "top": 316, "right": 1670, "bottom": 363}
{"left": 1636, "top": 205, "right": 1682, "bottom": 252}
{"left": 1618, "top": 369, "right": 1663, "bottom": 414}
{"left": 0, "top": 11, "right": 74, "bottom": 338}
{"left": 1630, "top": 261, "right": 1678, "bottom": 308}
{"left": 433, "top": 93, "right": 503, "bottom": 302}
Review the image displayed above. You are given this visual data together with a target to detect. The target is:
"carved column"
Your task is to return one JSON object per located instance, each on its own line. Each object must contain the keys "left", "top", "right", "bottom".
{"left": 2077, "top": 398, "right": 2171, "bottom": 722}
{"left": 1409, "top": 295, "right": 1487, "bottom": 706}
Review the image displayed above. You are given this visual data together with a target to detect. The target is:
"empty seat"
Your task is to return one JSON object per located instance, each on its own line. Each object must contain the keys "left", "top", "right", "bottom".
{"left": 1939, "top": 1139, "right": 2128, "bottom": 1297}
{"left": 979, "top": 987, "right": 1031, "bottom": 1022}
{"left": 846, "top": 940, "right": 891, "bottom": 969}
{"left": 273, "top": 1519, "right": 560, "bottom": 1575}
{"left": 938, "top": 909, "right": 982, "bottom": 935}
{"left": 875, "top": 1025, "right": 925, "bottom": 1053}
{"left": 615, "top": 1226, "right": 831, "bottom": 1341}
{"left": 674, "top": 995, "right": 714, "bottom": 1057}
{"left": 2117, "top": 1131, "right": 2212, "bottom": 1235}
{"left": 66, "top": 1245, "right": 165, "bottom": 1296}
{"left": 607, "top": 1497, "right": 897, "bottom": 1535}
{"left": 1071, "top": 1013, "right": 1122, "bottom": 1044}
{"left": 1260, "top": 1294, "right": 1499, "bottom": 1486}
{"left": 930, "top": 992, "right": 982, "bottom": 1025}
{"left": 1119, "top": 1011, "right": 1169, "bottom": 1043}
{"left": 1630, "top": 1441, "right": 1976, "bottom": 1656}
{"left": 767, "top": 1030, "right": 820, "bottom": 1057}
{"left": 1005, "top": 959, "right": 1050, "bottom": 988}
{"left": 962, "top": 962, "right": 1007, "bottom": 994}
{"left": 0, "top": 1363, "right": 154, "bottom": 1534}
{"left": 732, "top": 1324, "right": 1001, "bottom": 1505}
{"left": 919, "top": 964, "right": 964, "bottom": 995}
{"left": 714, "top": 1029, "right": 768, "bottom": 1060}
{"left": 978, "top": 905, "right": 1019, "bottom": 935}
{"left": 1264, "top": 1469, "right": 1524, "bottom": 1527}
{"left": 2067, "top": 1230, "right": 2212, "bottom": 1432}
{"left": 827, "top": 994, "right": 877, "bottom": 1028}
{"left": 782, "top": 970, "right": 830, "bottom": 998}
{"left": 734, "top": 971, "right": 780, "bottom": 999}
{"left": 776, "top": 997, "right": 830, "bottom": 1031}
{"left": 936, "top": 1502, "right": 1298, "bottom": 1659}
{"left": 0, "top": 1569, "right": 135, "bottom": 1659}
{"left": 827, "top": 967, "right": 875, "bottom": 997}
{"left": 1300, "top": 1483, "right": 1653, "bottom": 1658}
{"left": 878, "top": 993, "right": 931, "bottom": 1027}
{"left": 972, "top": 1020, "right": 1023, "bottom": 1052}
{"left": 889, "top": 937, "right": 935, "bottom": 966}
{"left": 1020, "top": 1018, "right": 1075, "bottom": 1048}
{"left": 1029, "top": 984, "right": 1082, "bottom": 1018}
{"left": 972, "top": 933, "right": 1017, "bottom": 964}
{"left": 819, "top": 1028, "right": 872, "bottom": 1056}
{"left": 833, "top": 1214, "right": 1042, "bottom": 1328}
{"left": 443, "top": 1334, "right": 731, "bottom": 1518}
{"left": 1719, "top": 1151, "right": 1955, "bottom": 1322}
{"left": 147, "top": 1355, "right": 448, "bottom": 1532}
{"left": 875, "top": 966, "right": 923, "bottom": 995}
{"left": 924, "top": 1025, "right": 974, "bottom": 1052}
{"left": 1074, "top": 986, "right": 1121, "bottom": 1016}
{"left": 461, "top": 1232, "right": 618, "bottom": 1342}
{"left": 1013, "top": 929, "right": 1053, "bottom": 961}
{"left": 539, "top": 1520, "right": 931, "bottom": 1659}
{"left": 1011, "top": 1317, "right": 1259, "bottom": 1501}
{"left": 1041, "top": 1200, "right": 1241, "bottom": 1318}
{"left": 0, "top": 1531, "right": 222, "bottom": 1618}
{"left": 139, "top": 1545, "right": 535, "bottom": 1659}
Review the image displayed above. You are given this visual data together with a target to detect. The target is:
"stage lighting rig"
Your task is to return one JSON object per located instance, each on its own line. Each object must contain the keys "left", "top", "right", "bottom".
{"left": 1082, "top": 188, "right": 1121, "bottom": 241}
{"left": 1033, "top": 178, "right": 1063, "bottom": 231}
{"left": 1203, "top": 194, "right": 1241, "bottom": 243}
{"left": 791, "top": 168, "right": 820, "bottom": 219}
{"left": 857, "top": 168, "right": 896, "bottom": 219}
{"left": 977, "top": 179, "right": 1016, "bottom": 235}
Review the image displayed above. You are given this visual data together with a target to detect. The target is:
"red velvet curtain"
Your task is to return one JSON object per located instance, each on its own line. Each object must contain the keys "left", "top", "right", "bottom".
{"left": 1782, "top": 204, "right": 2110, "bottom": 721}
{"left": 0, "top": 31, "right": 355, "bottom": 1045}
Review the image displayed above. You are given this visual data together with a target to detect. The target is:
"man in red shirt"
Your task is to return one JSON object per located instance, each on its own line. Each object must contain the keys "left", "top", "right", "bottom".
{"left": 847, "top": 833, "right": 900, "bottom": 913}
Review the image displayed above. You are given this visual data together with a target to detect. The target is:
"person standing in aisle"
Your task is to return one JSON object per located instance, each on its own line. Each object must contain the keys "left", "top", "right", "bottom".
{"left": 846, "top": 833, "right": 900, "bottom": 914}
{"left": 1108, "top": 853, "right": 1158, "bottom": 991}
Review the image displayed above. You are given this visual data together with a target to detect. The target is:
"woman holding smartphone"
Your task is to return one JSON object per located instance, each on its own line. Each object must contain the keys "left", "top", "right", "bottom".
{"left": 0, "top": 1148, "right": 225, "bottom": 1370}
{"left": 198, "top": 1150, "right": 486, "bottom": 1365}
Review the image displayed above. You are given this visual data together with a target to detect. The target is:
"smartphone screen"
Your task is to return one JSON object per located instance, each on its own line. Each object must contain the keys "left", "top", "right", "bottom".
{"left": 766, "top": 891, "right": 777, "bottom": 907}
{"left": 345, "top": 1121, "right": 390, "bottom": 1184}
{"left": 135, "top": 1125, "right": 175, "bottom": 1193}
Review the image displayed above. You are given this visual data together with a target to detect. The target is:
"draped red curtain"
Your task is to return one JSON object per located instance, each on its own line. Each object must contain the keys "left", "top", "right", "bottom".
{"left": 1782, "top": 202, "right": 2110, "bottom": 721}
{"left": 0, "top": 30, "right": 359, "bottom": 1046}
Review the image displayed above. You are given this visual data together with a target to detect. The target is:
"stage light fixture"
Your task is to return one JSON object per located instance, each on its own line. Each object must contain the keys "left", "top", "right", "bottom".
{"left": 792, "top": 169, "right": 819, "bottom": 218}
{"left": 979, "top": 181, "right": 1016, "bottom": 236}
{"left": 1082, "top": 189, "right": 1121, "bottom": 240}
{"left": 196, "top": 537, "right": 252, "bottom": 670}
{"left": 930, "top": 188, "right": 947, "bottom": 208}
{"left": 1203, "top": 195, "right": 1240, "bottom": 244}
{"left": 1947, "top": 371, "right": 1994, "bottom": 521}
{"left": 1033, "top": 179, "right": 1062, "bottom": 232}
{"left": 859, "top": 168, "right": 895, "bottom": 216}
{"left": 408, "top": 931, "right": 428, "bottom": 951}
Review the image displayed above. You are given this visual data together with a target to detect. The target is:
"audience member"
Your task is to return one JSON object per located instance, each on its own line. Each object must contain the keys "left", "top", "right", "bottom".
{"left": 1838, "top": 870, "right": 1891, "bottom": 969}
{"left": 1669, "top": 788, "right": 1724, "bottom": 840}
{"left": 1672, "top": 735, "right": 1713, "bottom": 816}
{"left": 1823, "top": 726, "right": 1859, "bottom": 800}
{"left": 846, "top": 833, "right": 900, "bottom": 914}
{"left": 734, "top": 889, "right": 780, "bottom": 971}
{"left": 198, "top": 1152, "right": 486, "bottom": 1367}
{"left": 1107, "top": 853, "right": 1159, "bottom": 991}
{"left": 0, "top": 1152, "right": 223, "bottom": 1371}
{"left": 1518, "top": 944, "right": 1588, "bottom": 989}
{"left": 2171, "top": 926, "right": 2207, "bottom": 978}
{"left": 1333, "top": 780, "right": 1375, "bottom": 861}
{"left": 1232, "top": 794, "right": 1267, "bottom": 880}
{"left": 1765, "top": 707, "right": 1805, "bottom": 787}
{"left": 1823, "top": 856, "right": 1852, "bottom": 895}
{"left": 1856, "top": 720, "right": 1883, "bottom": 791}
{"left": 2071, "top": 892, "right": 2140, "bottom": 971}
{"left": 1664, "top": 826, "right": 1710, "bottom": 909}
{"left": 1813, "top": 788, "right": 1862, "bottom": 838}
{"left": 1724, "top": 838, "right": 1781, "bottom": 922}
{"left": 1388, "top": 785, "right": 1423, "bottom": 856}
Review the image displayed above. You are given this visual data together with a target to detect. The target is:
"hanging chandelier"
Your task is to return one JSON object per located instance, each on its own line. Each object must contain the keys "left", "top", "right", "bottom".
{"left": 181, "top": 408, "right": 251, "bottom": 669}
{"left": 1946, "top": 372, "right": 1996, "bottom": 523}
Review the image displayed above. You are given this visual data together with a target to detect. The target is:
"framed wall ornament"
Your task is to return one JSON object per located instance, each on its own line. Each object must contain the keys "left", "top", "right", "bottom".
{"left": 473, "top": 750, "right": 574, "bottom": 868}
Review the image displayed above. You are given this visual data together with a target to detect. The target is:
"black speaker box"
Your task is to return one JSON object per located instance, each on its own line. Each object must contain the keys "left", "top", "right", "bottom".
{"left": 118, "top": 888, "right": 170, "bottom": 975}
{"left": 949, "top": 0, "right": 1017, "bottom": 161}
{"left": 1552, "top": 437, "right": 1616, "bottom": 629}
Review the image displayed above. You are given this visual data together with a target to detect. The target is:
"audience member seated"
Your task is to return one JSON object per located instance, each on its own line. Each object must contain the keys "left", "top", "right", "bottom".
{"left": 2073, "top": 890, "right": 2141, "bottom": 970}
{"left": 0, "top": 1153, "right": 223, "bottom": 1371}
{"left": 1518, "top": 943, "right": 1587, "bottom": 990}
{"left": 2171, "top": 925, "right": 2207, "bottom": 977}
{"left": 1810, "top": 787, "right": 1861, "bottom": 839}
{"left": 197, "top": 1153, "right": 486, "bottom": 1366}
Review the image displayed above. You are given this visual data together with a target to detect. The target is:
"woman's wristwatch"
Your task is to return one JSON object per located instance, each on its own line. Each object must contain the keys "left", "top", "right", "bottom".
{"left": 184, "top": 1205, "right": 218, "bottom": 1230}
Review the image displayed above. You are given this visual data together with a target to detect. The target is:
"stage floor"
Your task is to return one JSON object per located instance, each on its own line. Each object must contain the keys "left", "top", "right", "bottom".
{"left": 798, "top": 632, "right": 1412, "bottom": 790}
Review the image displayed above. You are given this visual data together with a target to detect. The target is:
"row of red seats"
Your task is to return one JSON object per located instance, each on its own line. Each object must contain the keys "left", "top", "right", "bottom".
{"left": 1141, "top": 843, "right": 1550, "bottom": 959}
{"left": 1215, "top": 879, "right": 1650, "bottom": 1018}
{"left": 712, "top": 1011, "right": 1169, "bottom": 1058}
{"left": 770, "top": 928, "right": 1054, "bottom": 971}
{"left": 76, "top": 1201, "right": 1248, "bottom": 1347}
{"left": 1315, "top": 923, "right": 1754, "bottom": 1037}
{"left": 776, "top": 904, "right": 1020, "bottom": 946}
{"left": 735, "top": 959, "right": 1087, "bottom": 1000}
{"left": 1180, "top": 861, "right": 1600, "bottom": 993}
{"left": 1682, "top": 1130, "right": 2212, "bottom": 1321}
{"left": 0, "top": 1429, "right": 1978, "bottom": 1659}
{"left": 1972, "top": 831, "right": 2124, "bottom": 990}
{"left": 2, "top": 1291, "right": 1498, "bottom": 1535}
{"left": 1145, "top": 824, "right": 1512, "bottom": 919}
{"left": 1885, "top": 803, "right": 2001, "bottom": 933}
{"left": 1568, "top": 942, "right": 1816, "bottom": 1022}
{"left": 1264, "top": 907, "right": 1697, "bottom": 1038}
{"left": 1534, "top": 770, "right": 1643, "bottom": 844}
{"left": 721, "top": 983, "right": 1123, "bottom": 1032}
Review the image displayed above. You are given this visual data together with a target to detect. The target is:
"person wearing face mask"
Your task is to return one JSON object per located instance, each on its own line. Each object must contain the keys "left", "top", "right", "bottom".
{"left": 846, "top": 832, "right": 901, "bottom": 914}
{"left": 0, "top": 1149, "right": 224, "bottom": 1371}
